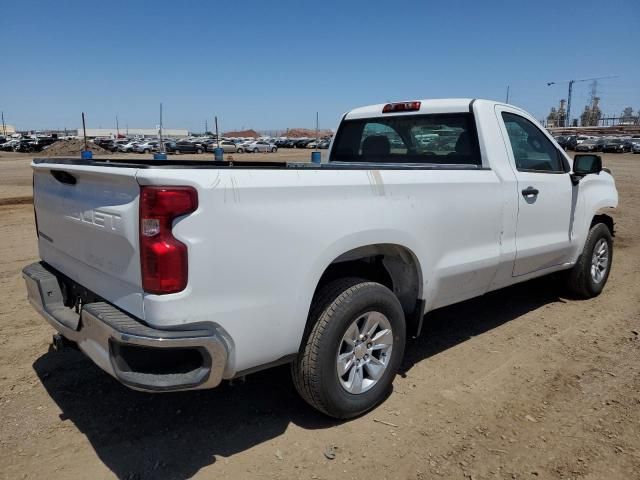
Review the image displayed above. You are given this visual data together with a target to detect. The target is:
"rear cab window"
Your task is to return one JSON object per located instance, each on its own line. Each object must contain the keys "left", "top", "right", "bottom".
{"left": 329, "top": 113, "right": 481, "bottom": 166}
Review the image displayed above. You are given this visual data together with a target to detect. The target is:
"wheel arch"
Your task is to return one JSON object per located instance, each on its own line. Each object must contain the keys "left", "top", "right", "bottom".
{"left": 592, "top": 209, "right": 614, "bottom": 236}
{"left": 299, "top": 243, "right": 424, "bottom": 349}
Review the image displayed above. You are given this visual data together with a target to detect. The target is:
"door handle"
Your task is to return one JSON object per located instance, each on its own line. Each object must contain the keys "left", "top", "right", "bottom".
{"left": 521, "top": 186, "right": 539, "bottom": 197}
{"left": 50, "top": 170, "right": 77, "bottom": 185}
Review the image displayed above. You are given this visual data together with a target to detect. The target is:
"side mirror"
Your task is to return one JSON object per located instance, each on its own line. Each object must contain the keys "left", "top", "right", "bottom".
{"left": 571, "top": 154, "right": 602, "bottom": 185}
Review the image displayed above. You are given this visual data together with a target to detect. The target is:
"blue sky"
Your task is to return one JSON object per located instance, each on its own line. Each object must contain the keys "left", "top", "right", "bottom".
{"left": 1, "top": 0, "right": 638, "bottom": 133}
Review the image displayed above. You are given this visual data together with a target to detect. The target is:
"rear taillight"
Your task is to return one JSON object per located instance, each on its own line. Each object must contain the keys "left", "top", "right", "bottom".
{"left": 139, "top": 186, "right": 198, "bottom": 294}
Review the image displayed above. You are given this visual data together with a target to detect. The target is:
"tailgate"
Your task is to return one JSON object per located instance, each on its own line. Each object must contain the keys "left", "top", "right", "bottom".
{"left": 33, "top": 163, "right": 144, "bottom": 319}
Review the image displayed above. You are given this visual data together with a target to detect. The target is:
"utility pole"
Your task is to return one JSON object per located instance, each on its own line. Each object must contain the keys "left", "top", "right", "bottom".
{"left": 1, "top": 111, "right": 6, "bottom": 137}
{"left": 205, "top": 119, "right": 208, "bottom": 135}
{"left": 116, "top": 115, "right": 120, "bottom": 137}
{"left": 546, "top": 75, "right": 618, "bottom": 127}
{"left": 159, "top": 103, "right": 164, "bottom": 152}
{"left": 82, "top": 112, "right": 88, "bottom": 151}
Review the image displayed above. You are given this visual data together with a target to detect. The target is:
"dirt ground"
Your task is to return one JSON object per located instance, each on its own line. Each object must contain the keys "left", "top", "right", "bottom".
{"left": 0, "top": 152, "right": 638, "bottom": 480}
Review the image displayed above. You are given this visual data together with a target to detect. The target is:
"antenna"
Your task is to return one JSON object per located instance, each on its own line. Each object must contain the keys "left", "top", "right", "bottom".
{"left": 506, "top": 85, "right": 510, "bottom": 104}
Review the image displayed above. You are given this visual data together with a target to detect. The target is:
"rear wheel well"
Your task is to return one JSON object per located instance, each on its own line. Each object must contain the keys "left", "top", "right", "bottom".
{"left": 305, "top": 245, "right": 423, "bottom": 342}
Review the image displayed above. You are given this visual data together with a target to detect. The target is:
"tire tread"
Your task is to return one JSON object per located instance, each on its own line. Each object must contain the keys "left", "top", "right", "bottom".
{"left": 565, "top": 223, "right": 612, "bottom": 298}
{"left": 292, "top": 277, "right": 375, "bottom": 416}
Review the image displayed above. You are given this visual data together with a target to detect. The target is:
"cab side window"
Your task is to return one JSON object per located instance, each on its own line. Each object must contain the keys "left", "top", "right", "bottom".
{"left": 502, "top": 113, "right": 566, "bottom": 173}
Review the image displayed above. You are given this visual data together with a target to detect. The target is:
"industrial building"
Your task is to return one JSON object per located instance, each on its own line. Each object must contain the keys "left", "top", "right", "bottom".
{"left": 80, "top": 128, "right": 189, "bottom": 138}
{"left": 1, "top": 124, "right": 17, "bottom": 136}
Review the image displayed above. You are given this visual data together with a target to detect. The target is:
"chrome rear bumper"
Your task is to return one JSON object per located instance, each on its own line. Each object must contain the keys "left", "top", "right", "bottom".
{"left": 23, "top": 262, "right": 228, "bottom": 392}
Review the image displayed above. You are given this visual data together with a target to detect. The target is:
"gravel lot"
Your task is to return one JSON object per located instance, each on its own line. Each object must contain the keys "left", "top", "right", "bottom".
{"left": 0, "top": 152, "right": 638, "bottom": 479}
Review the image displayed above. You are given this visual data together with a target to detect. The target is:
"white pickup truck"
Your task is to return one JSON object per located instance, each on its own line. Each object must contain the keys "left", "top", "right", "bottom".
{"left": 23, "top": 99, "right": 618, "bottom": 418}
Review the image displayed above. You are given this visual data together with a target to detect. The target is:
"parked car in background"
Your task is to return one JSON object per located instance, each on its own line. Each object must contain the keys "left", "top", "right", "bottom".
{"left": 14, "top": 139, "right": 38, "bottom": 152}
{"left": 0, "top": 139, "right": 20, "bottom": 151}
{"left": 134, "top": 140, "right": 160, "bottom": 153}
{"left": 295, "top": 139, "right": 314, "bottom": 148}
{"left": 554, "top": 135, "right": 569, "bottom": 149}
{"left": 602, "top": 138, "right": 629, "bottom": 153}
{"left": 565, "top": 135, "right": 578, "bottom": 150}
{"left": 205, "top": 140, "right": 238, "bottom": 153}
{"left": 163, "top": 141, "right": 177, "bottom": 152}
{"left": 623, "top": 139, "right": 635, "bottom": 151}
{"left": 632, "top": 142, "right": 640, "bottom": 154}
{"left": 242, "top": 140, "right": 277, "bottom": 153}
{"left": 318, "top": 140, "right": 331, "bottom": 149}
{"left": 566, "top": 135, "right": 594, "bottom": 151}
{"left": 93, "top": 138, "right": 114, "bottom": 149}
{"left": 169, "top": 141, "right": 205, "bottom": 154}
{"left": 118, "top": 140, "right": 139, "bottom": 152}
{"left": 108, "top": 139, "right": 130, "bottom": 152}
{"left": 575, "top": 139, "right": 601, "bottom": 152}
{"left": 235, "top": 140, "right": 256, "bottom": 153}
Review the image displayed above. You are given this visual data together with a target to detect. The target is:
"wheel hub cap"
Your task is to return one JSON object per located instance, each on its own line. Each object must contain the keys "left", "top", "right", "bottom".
{"left": 590, "top": 238, "right": 609, "bottom": 284}
{"left": 336, "top": 311, "right": 393, "bottom": 394}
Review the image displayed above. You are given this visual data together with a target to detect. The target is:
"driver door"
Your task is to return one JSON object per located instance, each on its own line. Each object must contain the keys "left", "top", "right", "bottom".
{"left": 497, "top": 108, "right": 576, "bottom": 276}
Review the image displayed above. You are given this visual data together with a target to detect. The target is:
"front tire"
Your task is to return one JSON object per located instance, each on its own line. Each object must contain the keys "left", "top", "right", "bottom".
{"left": 292, "top": 278, "right": 406, "bottom": 419}
{"left": 564, "top": 223, "right": 613, "bottom": 298}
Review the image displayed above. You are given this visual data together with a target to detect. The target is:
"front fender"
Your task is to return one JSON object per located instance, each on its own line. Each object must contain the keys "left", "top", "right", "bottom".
{"left": 573, "top": 171, "right": 618, "bottom": 258}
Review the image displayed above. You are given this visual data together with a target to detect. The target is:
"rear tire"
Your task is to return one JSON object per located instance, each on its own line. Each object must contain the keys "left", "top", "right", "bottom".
{"left": 253, "top": 148, "right": 259, "bottom": 153}
{"left": 292, "top": 277, "right": 406, "bottom": 419}
{"left": 196, "top": 148, "right": 203, "bottom": 154}
{"left": 563, "top": 223, "right": 613, "bottom": 298}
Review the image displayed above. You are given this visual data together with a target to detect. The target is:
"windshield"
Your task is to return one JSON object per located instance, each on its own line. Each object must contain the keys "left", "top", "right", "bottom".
{"left": 329, "top": 113, "right": 481, "bottom": 165}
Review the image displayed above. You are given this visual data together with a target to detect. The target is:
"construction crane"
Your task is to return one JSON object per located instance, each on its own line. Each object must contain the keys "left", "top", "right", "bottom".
{"left": 546, "top": 75, "right": 618, "bottom": 127}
